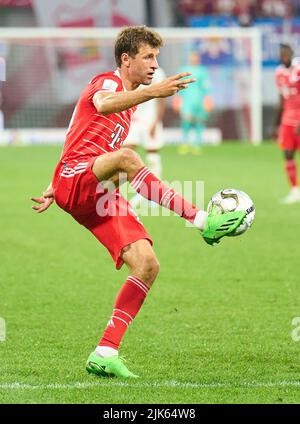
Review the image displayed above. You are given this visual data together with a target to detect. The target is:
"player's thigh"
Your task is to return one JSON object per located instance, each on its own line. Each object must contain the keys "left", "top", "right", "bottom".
{"left": 121, "top": 239, "right": 160, "bottom": 284}
{"left": 80, "top": 195, "right": 153, "bottom": 271}
{"left": 92, "top": 149, "right": 143, "bottom": 183}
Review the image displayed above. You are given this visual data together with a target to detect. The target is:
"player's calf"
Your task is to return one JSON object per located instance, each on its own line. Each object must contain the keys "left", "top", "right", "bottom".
{"left": 121, "top": 239, "right": 160, "bottom": 287}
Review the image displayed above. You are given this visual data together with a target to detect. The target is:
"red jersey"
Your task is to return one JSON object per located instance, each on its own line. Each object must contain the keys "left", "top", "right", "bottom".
{"left": 60, "top": 70, "right": 136, "bottom": 164}
{"left": 275, "top": 59, "right": 300, "bottom": 127}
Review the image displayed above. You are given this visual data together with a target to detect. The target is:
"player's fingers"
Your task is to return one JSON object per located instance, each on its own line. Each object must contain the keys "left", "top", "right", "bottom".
{"left": 176, "top": 78, "right": 196, "bottom": 85}
{"left": 169, "top": 72, "right": 192, "bottom": 81}
{"left": 32, "top": 205, "right": 43, "bottom": 211}
{"left": 43, "top": 192, "right": 53, "bottom": 198}
{"left": 38, "top": 198, "right": 54, "bottom": 212}
{"left": 36, "top": 206, "right": 48, "bottom": 213}
{"left": 31, "top": 197, "right": 44, "bottom": 204}
{"left": 34, "top": 203, "right": 50, "bottom": 213}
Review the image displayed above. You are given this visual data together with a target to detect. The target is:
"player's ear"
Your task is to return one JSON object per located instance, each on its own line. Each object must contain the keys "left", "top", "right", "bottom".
{"left": 121, "top": 52, "right": 130, "bottom": 68}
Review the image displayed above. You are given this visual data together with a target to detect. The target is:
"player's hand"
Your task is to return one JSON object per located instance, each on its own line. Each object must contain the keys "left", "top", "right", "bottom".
{"left": 31, "top": 185, "right": 54, "bottom": 213}
{"left": 148, "top": 72, "right": 196, "bottom": 98}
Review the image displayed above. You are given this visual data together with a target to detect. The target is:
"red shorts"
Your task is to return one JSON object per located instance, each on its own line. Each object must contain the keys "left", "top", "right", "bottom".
{"left": 52, "top": 157, "right": 152, "bottom": 269}
{"left": 278, "top": 125, "right": 300, "bottom": 151}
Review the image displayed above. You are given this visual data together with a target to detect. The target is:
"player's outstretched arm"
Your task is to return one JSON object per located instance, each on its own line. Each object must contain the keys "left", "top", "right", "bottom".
{"left": 93, "top": 72, "right": 195, "bottom": 115}
{"left": 31, "top": 183, "right": 54, "bottom": 213}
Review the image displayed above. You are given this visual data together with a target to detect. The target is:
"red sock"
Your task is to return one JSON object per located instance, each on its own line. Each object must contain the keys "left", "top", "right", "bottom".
{"left": 98, "top": 276, "right": 150, "bottom": 350}
{"left": 131, "top": 166, "right": 198, "bottom": 222}
{"left": 285, "top": 159, "right": 298, "bottom": 187}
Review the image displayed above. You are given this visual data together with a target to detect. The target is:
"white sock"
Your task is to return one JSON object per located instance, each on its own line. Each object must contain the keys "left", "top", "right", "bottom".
{"left": 193, "top": 210, "right": 208, "bottom": 230}
{"left": 95, "top": 346, "right": 118, "bottom": 358}
{"left": 146, "top": 152, "right": 162, "bottom": 178}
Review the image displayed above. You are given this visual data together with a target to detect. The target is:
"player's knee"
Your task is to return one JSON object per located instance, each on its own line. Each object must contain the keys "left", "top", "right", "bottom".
{"left": 120, "top": 148, "right": 143, "bottom": 171}
{"left": 140, "top": 254, "right": 160, "bottom": 286}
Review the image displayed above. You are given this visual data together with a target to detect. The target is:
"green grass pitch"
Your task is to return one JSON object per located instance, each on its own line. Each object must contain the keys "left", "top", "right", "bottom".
{"left": 1, "top": 142, "right": 300, "bottom": 404}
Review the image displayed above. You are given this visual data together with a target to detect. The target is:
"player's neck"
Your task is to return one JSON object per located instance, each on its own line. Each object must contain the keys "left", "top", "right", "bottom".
{"left": 118, "top": 67, "right": 140, "bottom": 91}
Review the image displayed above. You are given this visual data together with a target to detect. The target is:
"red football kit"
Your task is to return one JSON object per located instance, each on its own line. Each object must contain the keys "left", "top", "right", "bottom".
{"left": 52, "top": 70, "right": 152, "bottom": 269}
{"left": 275, "top": 60, "right": 300, "bottom": 150}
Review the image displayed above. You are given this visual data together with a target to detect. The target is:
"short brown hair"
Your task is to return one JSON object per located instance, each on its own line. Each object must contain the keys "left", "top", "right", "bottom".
{"left": 115, "top": 26, "right": 163, "bottom": 67}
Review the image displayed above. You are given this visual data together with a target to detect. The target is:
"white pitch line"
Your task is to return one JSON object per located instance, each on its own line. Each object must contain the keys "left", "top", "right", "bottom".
{"left": 0, "top": 380, "right": 300, "bottom": 390}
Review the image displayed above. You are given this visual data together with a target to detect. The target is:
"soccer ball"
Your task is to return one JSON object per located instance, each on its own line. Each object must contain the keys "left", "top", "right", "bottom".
{"left": 207, "top": 188, "right": 255, "bottom": 236}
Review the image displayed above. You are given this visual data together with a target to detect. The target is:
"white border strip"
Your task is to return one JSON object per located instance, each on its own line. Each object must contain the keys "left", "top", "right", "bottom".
{"left": 1, "top": 380, "right": 300, "bottom": 390}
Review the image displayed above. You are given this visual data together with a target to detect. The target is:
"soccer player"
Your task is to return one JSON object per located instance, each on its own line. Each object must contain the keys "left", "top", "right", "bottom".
{"left": 31, "top": 26, "right": 245, "bottom": 379}
{"left": 273, "top": 44, "right": 300, "bottom": 203}
{"left": 123, "top": 66, "right": 166, "bottom": 209}
{"left": 173, "top": 50, "right": 214, "bottom": 155}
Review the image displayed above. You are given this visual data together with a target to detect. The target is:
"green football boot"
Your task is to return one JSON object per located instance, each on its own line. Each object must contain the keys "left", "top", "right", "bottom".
{"left": 202, "top": 206, "right": 246, "bottom": 245}
{"left": 86, "top": 352, "right": 139, "bottom": 379}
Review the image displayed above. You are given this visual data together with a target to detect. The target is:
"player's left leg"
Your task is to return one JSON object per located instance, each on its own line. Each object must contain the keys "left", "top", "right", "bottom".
{"left": 86, "top": 239, "right": 159, "bottom": 378}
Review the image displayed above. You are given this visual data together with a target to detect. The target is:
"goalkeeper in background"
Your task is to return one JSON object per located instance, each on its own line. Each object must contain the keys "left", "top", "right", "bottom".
{"left": 173, "top": 50, "right": 214, "bottom": 155}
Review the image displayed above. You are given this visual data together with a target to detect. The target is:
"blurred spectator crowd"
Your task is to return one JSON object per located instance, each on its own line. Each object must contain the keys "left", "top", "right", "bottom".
{"left": 176, "top": 0, "right": 300, "bottom": 25}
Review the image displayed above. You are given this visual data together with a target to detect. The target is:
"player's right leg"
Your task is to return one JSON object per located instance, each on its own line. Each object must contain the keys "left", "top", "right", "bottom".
{"left": 86, "top": 239, "right": 159, "bottom": 378}
{"left": 92, "top": 148, "right": 245, "bottom": 243}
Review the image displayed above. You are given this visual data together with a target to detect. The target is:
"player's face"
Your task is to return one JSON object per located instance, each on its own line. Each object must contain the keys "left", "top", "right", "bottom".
{"left": 280, "top": 48, "right": 293, "bottom": 68}
{"left": 129, "top": 43, "right": 160, "bottom": 85}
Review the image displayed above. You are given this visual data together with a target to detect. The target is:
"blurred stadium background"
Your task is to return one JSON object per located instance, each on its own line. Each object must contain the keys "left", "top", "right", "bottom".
{"left": 1, "top": 0, "right": 300, "bottom": 145}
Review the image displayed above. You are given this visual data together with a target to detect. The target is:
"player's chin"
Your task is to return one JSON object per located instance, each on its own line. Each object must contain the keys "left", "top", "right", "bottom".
{"left": 143, "top": 76, "right": 153, "bottom": 85}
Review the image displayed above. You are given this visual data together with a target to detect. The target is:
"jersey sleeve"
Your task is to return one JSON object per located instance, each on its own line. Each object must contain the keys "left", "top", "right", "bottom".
{"left": 87, "top": 75, "right": 122, "bottom": 103}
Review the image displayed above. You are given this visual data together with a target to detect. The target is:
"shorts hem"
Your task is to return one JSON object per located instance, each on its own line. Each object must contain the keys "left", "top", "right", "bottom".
{"left": 115, "top": 237, "right": 153, "bottom": 270}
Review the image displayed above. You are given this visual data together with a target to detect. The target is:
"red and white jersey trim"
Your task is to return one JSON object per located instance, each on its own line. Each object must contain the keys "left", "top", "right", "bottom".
{"left": 60, "top": 162, "right": 89, "bottom": 178}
